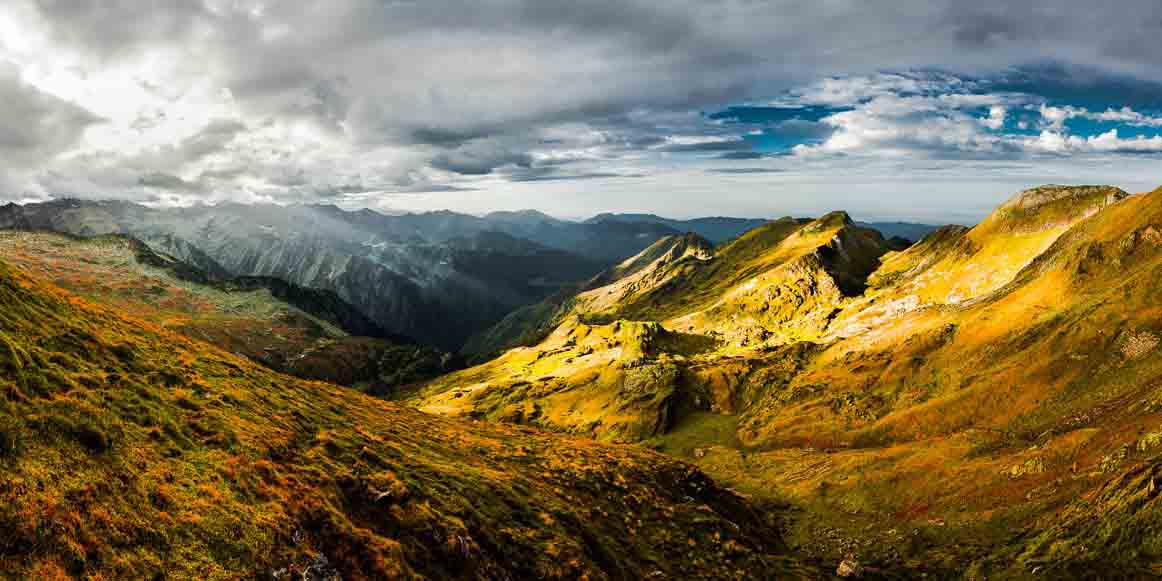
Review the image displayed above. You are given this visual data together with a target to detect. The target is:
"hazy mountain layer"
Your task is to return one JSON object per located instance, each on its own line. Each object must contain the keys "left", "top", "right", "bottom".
{"left": 0, "top": 201, "right": 609, "bottom": 350}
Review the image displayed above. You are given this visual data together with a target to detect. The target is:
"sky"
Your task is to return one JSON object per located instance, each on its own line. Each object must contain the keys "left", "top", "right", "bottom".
{"left": 1, "top": 1, "right": 1162, "bottom": 224}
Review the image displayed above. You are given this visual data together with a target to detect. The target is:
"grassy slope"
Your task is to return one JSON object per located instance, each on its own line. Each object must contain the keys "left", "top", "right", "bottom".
{"left": 415, "top": 212, "right": 896, "bottom": 443}
{"left": 715, "top": 187, "right": 1161, "bottom": 576}
{"left": 0, "top": 232, "right": 448, "bottom": 394}
{"left": 0, "top": 256, "right": 804, "bottom": 579}
{"left": 414, "top": 185, "right": 1162, "bottom": 576}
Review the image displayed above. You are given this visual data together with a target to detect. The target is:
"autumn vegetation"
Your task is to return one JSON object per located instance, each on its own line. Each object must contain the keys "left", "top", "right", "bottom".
{"left": 0, "top": 250, "right": 800, "bottom": 578}
{"left": 416, "top": 185, "right": 1162, "bottom": 577}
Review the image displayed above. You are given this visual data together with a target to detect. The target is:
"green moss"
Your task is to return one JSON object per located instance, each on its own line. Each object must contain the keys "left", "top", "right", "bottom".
{"left": 649, "top": 412, "right": 741, "bottom": 458}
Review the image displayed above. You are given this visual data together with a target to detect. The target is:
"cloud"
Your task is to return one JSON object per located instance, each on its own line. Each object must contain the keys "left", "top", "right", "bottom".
{"left": 506, "top": 169, "right": 645, "bottom": 183}
{"left": 706, "top": 167, "right": 785, "bottom": 175}
{"left": 784, "top": 73, "right": 1162, "bottom": 163}
{"left": 1026, "top": 129, "right": 1162, "bottom": 154}
{"left": 0, "top": 62, "right": 101, "bottom": 170}
{"left": 1039, "top": 103, "right": 1162, "bottom": 130}
{"left": 1, "top": 1, "right": 1162, "bottom": 210}
{"left": 791, "top": 90, "right": 1021, "bottom": 159}
{"left": 983, "top": 105, "right": 1006, "bottom": 130}
{"left": 772, "top": 73, "right": 974, "bottom": 107}
{"left": 430, "top": 139, "right": 534, "bottom": 175}
{"left": 1038, "top": 104, "right": 1082, "bottom": 130}
{"left": 1092, "top": 107, "right": 1162, "bottom": 127}
{"left": 178, "top": 119, "right": 247, "bottom": 162}
{"left": 656, "top": 137, "right": 751, "bottom": 154}
{"left": 138, "top": 171, "right": 200, "bottom": 191}
{"left": 718, "top": 152, "right": 767, "bottom": 160}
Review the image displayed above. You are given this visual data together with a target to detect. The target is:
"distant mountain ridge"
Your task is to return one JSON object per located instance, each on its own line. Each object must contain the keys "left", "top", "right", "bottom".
{"left": 1, "top": 199, "right": 935, "bottom": 350}
{"left": 587, "top": 211, "right": 939, "bottom": 243}
{"left": 0, "top": 200, "right": 611, "bottom": 349}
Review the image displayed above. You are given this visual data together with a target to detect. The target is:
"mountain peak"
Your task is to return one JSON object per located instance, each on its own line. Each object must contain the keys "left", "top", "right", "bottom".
{"left": 801, "top": 211, "right": 855, "bottom": 234}
{"left": 484, "top": 209, "right": 558, "bottom": 222}
{"left": 1003, "top": 184, "right": 1128, "bottom": 212}
{"left": 982, "top": 184, "right": 1128, "bottom": 234}
{"left": 815, "top": 210, "right": 855, "bottom": 229}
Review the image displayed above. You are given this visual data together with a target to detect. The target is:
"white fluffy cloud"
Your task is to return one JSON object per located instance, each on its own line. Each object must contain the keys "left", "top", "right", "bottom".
{"left": 1039, "top": 104, "right": 1162, "bottom": 130}
{"left": 1027, "top": 129, "right": 1162, "bottom": 154}
{"left": 790, "top": 86, "right": 1024, "bottom": 158}
{"left": 788, "top": 75, "right": 1162, "bottom": 162}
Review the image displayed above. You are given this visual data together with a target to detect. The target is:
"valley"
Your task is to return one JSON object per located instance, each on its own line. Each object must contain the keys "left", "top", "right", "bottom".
{"left": 0, "top": 231, "right": 451, "bottom": 395}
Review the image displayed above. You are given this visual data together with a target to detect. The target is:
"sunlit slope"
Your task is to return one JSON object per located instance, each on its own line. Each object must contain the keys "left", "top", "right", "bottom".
{"left": 831, "top": 184, "right": 1127, "bottom": 338}
{"left": 0, "top": 258, "right": 799, "bottom": 578}
{"left": 711, "top": 187, "right": 1162, "bottom": 575}
{"left": 572, "top": 232, "right": 714, "bottom": 316}
{"left": 416, "top": 212, "right": 899, "bottom": 441}
{"left": 415, "top": 184, "right": 1162, "bottom": 575}
{"left": 0, "top": 231, "right": 448, "bottom": 393}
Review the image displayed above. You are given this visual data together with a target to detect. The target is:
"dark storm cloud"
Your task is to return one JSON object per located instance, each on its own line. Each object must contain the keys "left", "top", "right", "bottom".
{"left": 506, "top": 169, "right": 646, "bottom": 183}
{"left": 178, "top": 119, "right": 247, "bottom": 162}
{"left": 430, "top": 140, "right": 534, "bottom": 175}
{"left": 26, "top": 1, "right": 1162, "bottom": 127}
{"left": 718, "top": 152, "right": 767, "bottom": 161}
{"left": 0, "top": 63, "right": 101, "bottom": 181}
{"left": 658, "top": 140, "right": 752, "bottom": 154}
{"left": 137, "top": 172, "right": 200, "bottom": 192}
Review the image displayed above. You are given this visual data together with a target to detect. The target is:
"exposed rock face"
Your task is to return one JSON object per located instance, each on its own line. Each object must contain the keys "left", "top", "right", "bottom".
{"left": 836, "top": 556, "right": 863, "bottom": 577}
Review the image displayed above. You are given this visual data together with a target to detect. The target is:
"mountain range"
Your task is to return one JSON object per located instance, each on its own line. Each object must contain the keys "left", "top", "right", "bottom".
{"left": 0, "top": 231, "right": 453, "bottom": 395}
{"left": 16, "top": 186, "right": 1154, "bottom": 576}
{"left": 414, "top": 184, "right": 1162, "bottom": 577}
{"left": 0, "top": 200, "right": 936, "bottom": 352}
